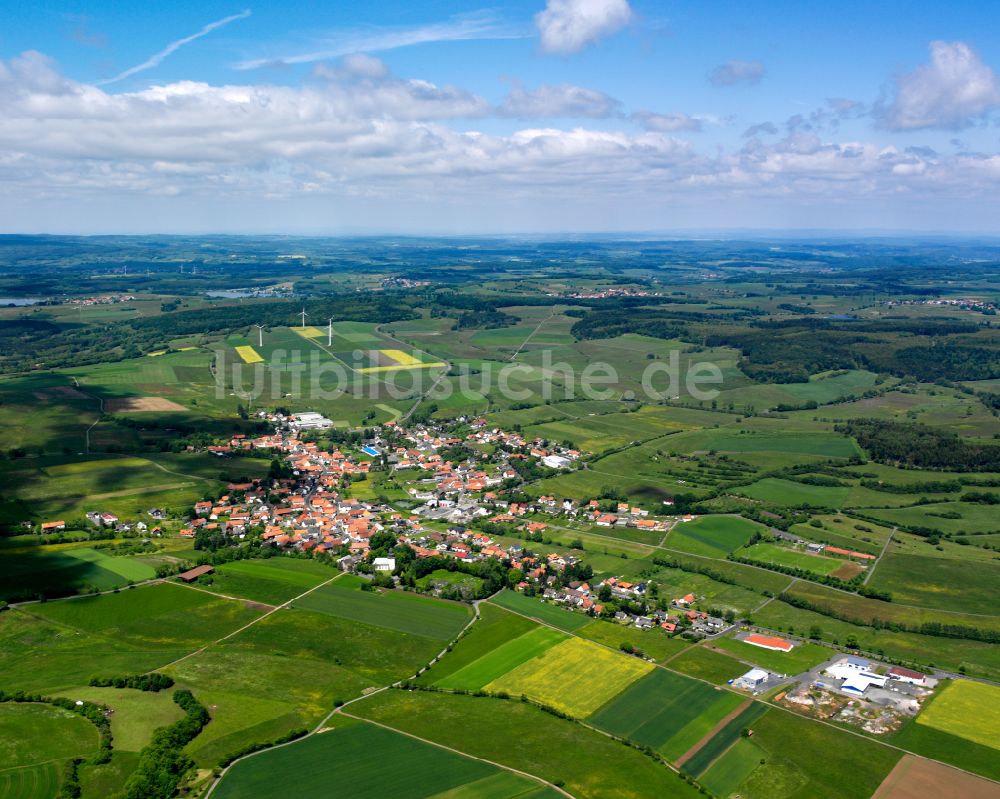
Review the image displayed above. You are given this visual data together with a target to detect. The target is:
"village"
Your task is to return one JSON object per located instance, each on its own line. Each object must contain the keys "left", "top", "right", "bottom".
{"left": 164, "top": 410, "right": 731, "bottom": 639}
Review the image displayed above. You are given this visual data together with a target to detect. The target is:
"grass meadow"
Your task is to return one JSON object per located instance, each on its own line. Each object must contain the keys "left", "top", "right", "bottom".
{"left": 294, "top": 575, "right": 472, "bottom": 641}
{"left": 668, "top": 645, "right": 748, "bottom": 684}
{"left": 665, "top": 515, "right": 763, "bottom": 558}
{"left": 198, "top": 558, "right": 337, "bottom": 605}
{"left": 213, "top": 718, "right": 560, "bottom": 799}
{"left": 867, "top": 552, "right": 1000, "bottom": 615}
{"left": 711, "top": 637, "right": 830, "bottom": 674}
{"left": 488, "top": 589, "right": 593, "bottom": 632}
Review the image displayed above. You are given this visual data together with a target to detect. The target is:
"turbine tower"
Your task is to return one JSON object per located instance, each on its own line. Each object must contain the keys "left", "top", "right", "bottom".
{"left": 327, "top": 318, "right": 334, "bottom": 346}
{"left": 299, "top": 308, "right": 308, "bottom": 328}
{"left": 254, "top": 324, "right": 265, "bottom": 347}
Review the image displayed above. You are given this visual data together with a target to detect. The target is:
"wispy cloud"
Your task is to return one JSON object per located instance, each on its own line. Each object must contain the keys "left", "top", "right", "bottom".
{"left": 97, "top": 9, "right": 251, "bottom": 86}
{"left": 235, "top": 12, "right": 524, "bottom": 70}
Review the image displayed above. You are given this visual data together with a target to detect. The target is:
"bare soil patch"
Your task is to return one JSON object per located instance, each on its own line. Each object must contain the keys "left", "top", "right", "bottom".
{"left": 105, "top": 397, "right": 187, "bottom": 412}
{"left": 871, "top": 754, "right": 1000, "bottom": 799}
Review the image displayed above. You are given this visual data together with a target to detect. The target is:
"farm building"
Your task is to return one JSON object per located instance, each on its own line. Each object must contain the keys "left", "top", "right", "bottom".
{"left": 373, "top": 557, "right": 396, "bottom": 572}
{"left": 41, "top": 520, "right": 65, "bottom": 531}
{"left": 744, "top": 633, "right": 794, "bottom": 652}
{"left": 888, "top": 666, "right": 926, "bottom": 686}
{"left": 733, "top": 668, "right": 770, "bottom": 691}
{"left": 825, "top": 659, "right": 888, "bottom": 695}
{"left": 177, "top": 564, "right": 215, "bottom": 583}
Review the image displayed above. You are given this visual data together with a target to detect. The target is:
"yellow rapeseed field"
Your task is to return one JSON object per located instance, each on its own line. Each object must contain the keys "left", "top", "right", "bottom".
{"left": 486, "top": 637, "right": 652, "bottom": 717}
{"left": 916, "top": 679, "right": 1000, "bottom": 750}
{"left": 235, "top": 345, "right": 263, "bottom": 364}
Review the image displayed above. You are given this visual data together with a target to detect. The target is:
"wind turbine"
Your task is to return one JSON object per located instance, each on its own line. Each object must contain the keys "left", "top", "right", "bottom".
{"left": 253, "top": 324, "right": 265, "bottom": 347}
{"left": 327, "top": 318, "right": 334, "bottom": 346}
{"left": 299, "top": 308, "right": 308, "bottom": 328}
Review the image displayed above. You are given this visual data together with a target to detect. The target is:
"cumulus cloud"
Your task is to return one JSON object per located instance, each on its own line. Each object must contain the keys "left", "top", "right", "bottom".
{"left": 878, "top": 40, "right": 1000, "bottom": 130}
{"left": 535, "top": 0, "right": 632, "bottom": 55}
{"left": 498, "top": 82, "right": 620, "bottom": 118}
{"left": 98, "top": 10, "right": 250, "bottom": 85}
{"left": 632, "top": 111, "right": 703, "bottom": 132}
{"left": 708, "top": 59, "right": 765, "bottom": 88}
{"left": 1, "top": 50, "right": 999, "bottom": 220}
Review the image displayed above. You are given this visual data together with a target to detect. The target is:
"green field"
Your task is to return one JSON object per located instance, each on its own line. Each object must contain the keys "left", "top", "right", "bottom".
{"left": 668, "top": 645, "right": 747, "bottom": 684}
{"left": 198, "top": 558, "right": 337, "bottom": 605}
{"left": 166, "top": 604, "right": 448, "bottom": 767}
{"left": 711, "top": 637, "right": 830, "bottom": 674}
{"left": 352, "top": 690, "right": 705, "bottom": 799}
{"left": 434, "top": 626, "right": 566, "bottom": 691}
{"left": 670, "top": 429, "right": 860, "bottom": 459}
{"left": 294, "top": 576, "right": 472, "bottom": 641}
{"left": 486, "top": 637, "right": 653, "bottom": 717}
{"left": 724, "top": 707, "right": 902, "bottom": 799}
{"left": 781, "top": 580, "right": 1000, "bottom": 636}
{"left": 682, "top": 702, "right": 769, "bottom": 777}
{"left": 737, "top": 542, "right": 846, "bottom": 576}
{"left": 63, "top": 685, "right": 185, "bottom": 751}
{"left": 867, "top": 553, "right": 1000, "bottom": 615}
{"left": 699, "top": 736, "right": 766, "bottom": 798}
{"left": 864, "top": 501, "right": 1000, "bottom": 535}
{"left": 213, "top": 718, "right": 560, "bottom": 799}
{"left": 0, "top": 584, "right": 263, "bottom": 693}
{"left": 735, "top": 477, "right": 851, "bottom": 508}
{"left": 488, "top": 589, "right": 592, "bottom": 632}
{"left": 417, "top": 604, "right": 537, "bottom": 686}
{"left": 588, "top": 668, "right": 746, "bottom": 762}
{"left": 0, "top": 702, "right": 99, "bottom": 771}
{"left": 0, "top": 544, "right": 159, "bottom": 602}
{"left": 666, "top": 515, "right": 763, "bottom": 558}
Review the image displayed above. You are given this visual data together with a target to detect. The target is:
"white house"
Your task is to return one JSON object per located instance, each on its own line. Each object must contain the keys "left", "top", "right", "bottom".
{"left": 373, "top": 557, "right": 396, "bottom": 572}
{"left": 887, "top": 666, "right": 926, "bottom": 686}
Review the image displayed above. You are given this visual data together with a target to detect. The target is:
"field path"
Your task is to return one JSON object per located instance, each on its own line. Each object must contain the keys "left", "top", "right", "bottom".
{"left": 751, "top": 578, "right": 797, "bottom": 613}
{"left": 339, "top": 709, "right": 578, "bottom": 799}
{"left": 70, "top": 377, "right": 104, "bottom": 454}
{"left": 509, "top": 308, "right": 559, "bottom": 361}
{"left": 674, "top": 698, "right": 751, "bottom": 768}
{"left": 145, "top": 458, "right": 214, "bottom": 482}
{"left": 158, "top": 572, "right": 346, "bottom": 672}
{"left": 864, "top": 527, "right": 896, "bottom": 585}
{"left": 200, "top": 588, "right": 573, "bottom": 799}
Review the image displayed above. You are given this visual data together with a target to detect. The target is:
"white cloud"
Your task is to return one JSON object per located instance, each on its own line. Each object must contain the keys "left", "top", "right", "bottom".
{"left": 708, "top": 60, "right": 765, "bottom": 87}
{"left": 878, "top": 41, "right": 1000, "bottom": 131}
{"left": 632, "top": 111, "right": 703, "bottom": 132}
{"left": 498, "top": 82, "right": 620, "bottom": 118}
{"left": 237, "top": 12, "right": 523, "bottom": 70}
{"left": 98, "top": 10, "right": 251, "bottom": 85}
{"left": 535, "top": 0, "right": 632, "bottom": 55}
{"left": 1, "top": 51, "right": 1000, "bottom": 226}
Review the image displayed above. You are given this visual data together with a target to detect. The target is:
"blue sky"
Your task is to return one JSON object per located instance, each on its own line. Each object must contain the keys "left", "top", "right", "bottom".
{"left": 1, "top": 0, "right": 999, "bottom": 234}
